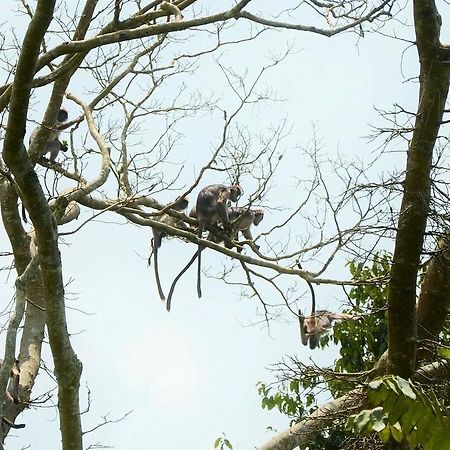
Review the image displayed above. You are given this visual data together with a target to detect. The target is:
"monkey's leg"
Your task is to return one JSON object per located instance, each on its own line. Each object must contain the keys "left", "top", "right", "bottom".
{"left": 153, "top": 244, "right": 166, "bottom": 300}
{"left": 46, "top": 140, "right": 60, "bottom": 164}
{"left": 308, "top": 333, "right": 320, "bottom": 349}
{"left": 166, "top": 249, "right": 200, "bottom": 311}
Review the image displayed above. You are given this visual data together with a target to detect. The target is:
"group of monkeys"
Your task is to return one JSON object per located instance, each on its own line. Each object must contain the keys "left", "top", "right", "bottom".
{"left": 150, "top": 184, "right": 264, "bottom": 312}
{"left": 151, "top": 184, "right": 358, "bottom": 349}
{"left": 30, "top": 107, "right": 357, "bottom": 350}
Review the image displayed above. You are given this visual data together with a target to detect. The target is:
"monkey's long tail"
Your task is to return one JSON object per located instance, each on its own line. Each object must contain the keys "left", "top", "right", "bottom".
{"left": 297, "top": 262, "right": 316, "bottom": 315}
{"left": 154, "top": 246, "right": 166, "bottom": 301}
{"left": 166, "top": 249, "right": 201, "bottom": 312}
{"left": 197, "top": 245, "right": 202, "bottom": 299}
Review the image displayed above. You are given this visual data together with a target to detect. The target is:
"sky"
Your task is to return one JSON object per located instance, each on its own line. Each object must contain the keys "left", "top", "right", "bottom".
{"left": 1, "top": 1, "right": 446, "bottom": 449}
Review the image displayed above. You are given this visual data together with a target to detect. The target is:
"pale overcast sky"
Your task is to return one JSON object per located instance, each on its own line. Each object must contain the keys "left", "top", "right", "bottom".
{"left": 1, "top": 1, "right": 440, "bottom": 449}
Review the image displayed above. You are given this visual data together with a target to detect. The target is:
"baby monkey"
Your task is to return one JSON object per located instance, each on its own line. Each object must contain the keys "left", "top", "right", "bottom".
{"left": 222, "top": 206, "right": 264, "bottom": 251}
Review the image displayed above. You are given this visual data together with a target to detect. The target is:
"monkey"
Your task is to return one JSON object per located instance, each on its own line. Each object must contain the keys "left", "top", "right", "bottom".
{"left": 165, "top": 205, "right": 265, "bottom": 313}
{"left": 222, "top": 206, "right": 264, "bottom": 252}
{"left": 189, "top": 205, "right": 263, "bottom": 249}
{"left": 29, "top": 107, "right": 69, "bottom": 164}
{"left": 150, "top": 196, "right": 189, "bottom": 301}
{"left": 164, "top": 184, "right": 242, "bottom": 311}
{"left": 297, "top": 263, "right": 358, "bottom": 349}
{"left": 193, "top": 184, "right": 242, "bottom": 300}
{"left": 299, "top": 309, "right": 356, "bottom": 349}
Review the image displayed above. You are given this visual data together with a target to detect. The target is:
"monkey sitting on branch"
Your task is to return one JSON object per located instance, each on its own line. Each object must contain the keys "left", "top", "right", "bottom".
{"left": 149, "top": 196, "right": 190, "bottom": 301}
{"left": 166, "top": 197, "right": 265, "bottom": 311}
{"left": 29, "top": 107, "right": 69, "bottom": 164}
{"left": 223, "top": 206, "right": 264, "bottom": 252}
{"left": 163, "top": 184, "right": 243, "bottom": 311}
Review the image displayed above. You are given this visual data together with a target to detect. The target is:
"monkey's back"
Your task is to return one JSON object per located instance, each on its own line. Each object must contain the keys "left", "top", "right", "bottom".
{"left": 196, "top": 184, "right": 227, "bottom": 222}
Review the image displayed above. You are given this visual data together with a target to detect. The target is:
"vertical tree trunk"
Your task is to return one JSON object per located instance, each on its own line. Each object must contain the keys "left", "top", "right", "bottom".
{"left": 387, "top": 0, "right": 450, "bottom": 378}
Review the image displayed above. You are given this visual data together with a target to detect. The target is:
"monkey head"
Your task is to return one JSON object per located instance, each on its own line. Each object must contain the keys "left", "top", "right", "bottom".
{"left": 58, "top": 108, "right": 68, "bottom": 123}
{"left": 229, "top": 185, "right": 242, "bottom": 202}
{"left": 173, "top": 196, "right": 189, "bottom": 211}
{"left": 253, "top": 209, "right": 264, "bottom": 226}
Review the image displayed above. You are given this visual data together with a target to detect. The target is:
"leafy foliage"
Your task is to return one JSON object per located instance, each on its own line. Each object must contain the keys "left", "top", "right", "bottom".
{"left": 324, "top": 253, "right": 390, "bottom": 397}
{"left": 257, "top": 380, "right": 307, "bottom": 418}
{"left": 257, "top": 254, "right": 392, "bottom": 449}
{"left": 214, "top": 433, "right": 234, "bottom": 450}
{"left": 335, "top": 254, "right": 390, "bottom": 370}
{"left": 347, "top": 375, "right": 450, "bottom": 449}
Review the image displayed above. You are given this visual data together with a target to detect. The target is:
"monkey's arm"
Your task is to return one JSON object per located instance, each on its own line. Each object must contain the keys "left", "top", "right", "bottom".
{"left": 216, "top": 188, "right": 231, "bottom": 224}
{"left": 298, "top": 313, "right": 309, "bottom": 346}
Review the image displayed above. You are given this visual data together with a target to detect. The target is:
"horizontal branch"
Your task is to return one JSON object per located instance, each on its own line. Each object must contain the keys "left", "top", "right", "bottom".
{"left": 69, "top": 193, "right": 385, "bottom": 287}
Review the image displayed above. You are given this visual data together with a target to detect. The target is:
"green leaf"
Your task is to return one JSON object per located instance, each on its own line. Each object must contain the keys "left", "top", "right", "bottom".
{"left": 379, "top": 425, "right": 391, "bottom": 443}
{"left": 415, "top": 410, "right": 434, "bottom": 443}
{"left": 406, "top": 428, "right": 418, "bottom": 449}
{"left": 438, "top": 348, "right": 450, "bottom": 360}
{"left": 390, "top": 422, "right": 403, "bottom": 443}
{"left": 394, "top": 377, "right": 416, "bottom": 400}
{"left": 401, "top": 400, "right": 426, "bottom": 435}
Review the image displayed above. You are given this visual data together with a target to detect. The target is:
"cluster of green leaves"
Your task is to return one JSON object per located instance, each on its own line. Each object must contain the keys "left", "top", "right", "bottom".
{"left": 347, "top": 375, "right": 450, "bottom": 449}
{"left": 214, "top": 433, "right": 233, "bottom": 450}
{"left": 257, "top": 377, "right": 349, "bottom": 448}
{"left": 326, "top": 253, "right": 390, "bottom": 396}
{"left": 257, "top": 380, "right": 307, "bottom": 418}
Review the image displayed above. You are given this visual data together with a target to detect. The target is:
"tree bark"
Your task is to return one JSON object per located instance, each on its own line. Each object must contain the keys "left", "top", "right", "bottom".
{"left": 1, "top": 1, "right": 83, "bottom": 448}
{"left": 417, "top": 230, "right": 450, "bottom": 341}
{"left": 387, "top": 0, "right": 450, "bottom": 378}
